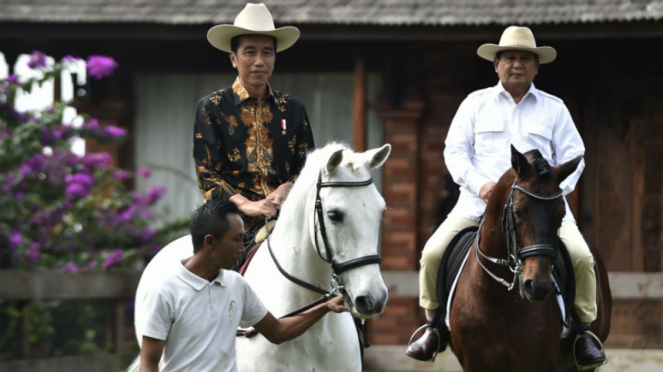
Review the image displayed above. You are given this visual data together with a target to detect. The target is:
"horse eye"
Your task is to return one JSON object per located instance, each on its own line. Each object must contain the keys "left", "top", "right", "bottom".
{"left": 513, "top": 208, "right": 523, "bottom": 219}
{"left": 327, "top": 210, "right": 344, "bottom": 222}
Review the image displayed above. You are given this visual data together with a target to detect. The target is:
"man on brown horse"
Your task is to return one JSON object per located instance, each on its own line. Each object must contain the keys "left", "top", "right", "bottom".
{"left": 407, "top": 26, "right": 606, "bottom": 369}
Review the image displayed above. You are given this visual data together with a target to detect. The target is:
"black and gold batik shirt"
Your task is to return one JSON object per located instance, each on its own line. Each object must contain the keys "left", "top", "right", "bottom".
{"left": 193, "top": 77, "right": 315, "bottom": 229}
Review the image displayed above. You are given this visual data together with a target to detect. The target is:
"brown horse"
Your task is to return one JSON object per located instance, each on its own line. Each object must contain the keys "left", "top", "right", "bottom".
{"left": 449, "top": 146, "right": 611, "bottom": 372}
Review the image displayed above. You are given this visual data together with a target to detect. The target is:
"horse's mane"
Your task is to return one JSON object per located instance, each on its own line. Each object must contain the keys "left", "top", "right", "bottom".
{"left": 287, "top": 142, "right": 353, "bottom": 204}
{"left": 292, "top": 141, "right": 362, "bottom": 187}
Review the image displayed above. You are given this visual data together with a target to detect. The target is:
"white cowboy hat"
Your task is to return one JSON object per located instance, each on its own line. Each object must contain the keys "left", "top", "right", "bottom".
{"left": 207, "top": 3, "right": 300, "bottom": 53}
{"left": 477, "top": 26, "right": 557, "bottom": 64}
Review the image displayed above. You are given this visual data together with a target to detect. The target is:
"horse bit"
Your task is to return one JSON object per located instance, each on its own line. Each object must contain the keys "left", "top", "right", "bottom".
{"left": 475, "top": 179, "right": 563, "bottom": 290}
{"left": 265, "top": 170, "right": 381, "bottom": 304}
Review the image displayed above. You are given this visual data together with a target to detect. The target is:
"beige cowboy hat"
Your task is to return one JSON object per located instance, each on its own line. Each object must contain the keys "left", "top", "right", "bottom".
{"left": 477, "top": 26, "right": 557, "bottom": 64}
{"left": 207, "top": 3, "right": 300, "bottom": 53}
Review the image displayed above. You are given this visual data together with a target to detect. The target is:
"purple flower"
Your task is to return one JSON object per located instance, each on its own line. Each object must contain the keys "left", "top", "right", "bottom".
{"left": 9, "top": 230, "right": 22, "bottom": 247}
{"left": 59, "top": 262, "right": 80, "bottom": 273}
{"left": 25, "top": 244, "right": 40, "bottom": 263}
{"left": 66, "top": 173, "right": 94, "bottom": 189}
{"left": 113, "top": 169, "right": 132, "bottom": 181}
{"left": 7, "top": 74, "right": 19, "bottom": 85}
{"left": 139, "top": 227, "right": 158, "bottom": 243}
{"left": 87, "top": 261, "right": 98, "bottom": 269}
{"left": 87, "top": 55, "right": 118, "bottom": 80}
{"left": 102, "top": 249, "right": 124, "bottom": 269}
{"left": 27, "top": 50, "right": 47, "bottom": 69}
{"left": 147, "top": 186, "right": 167, "bottom": 204}
{"left": 20, "top": 153, "right": 46, "bottom": 174}
{"left": 137, "top": 209, "right": 153, "bottom": 219}
{"left": 10, "top": 108, "right": 33, "bottom": 124}
{"left": 104, "top": 125, "right": 127, "bottom": 138}
{"left": 118, "top": 204, "right": 137, "bottom": 222}
{"left": 86, "top": 118, "right": 100, "bottom": 129}
{"left": 132, "top": 192, "right": 147, "bottom": 206}
{"left": 83, "top": 152, "right": 112, "bottom": 169}
{"left": 136, "top": 167, "right": 151, "bottom": 179}
{"left": 61, "top": 55, "right": 81, "bottom": 64}
{"left": 66, "top": 183, "right": 89, "bottom": 198}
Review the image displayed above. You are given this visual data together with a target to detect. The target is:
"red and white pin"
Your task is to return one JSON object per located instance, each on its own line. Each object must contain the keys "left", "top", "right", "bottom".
{"left": 281, "top": 119, "right": 287, "bottom": 135}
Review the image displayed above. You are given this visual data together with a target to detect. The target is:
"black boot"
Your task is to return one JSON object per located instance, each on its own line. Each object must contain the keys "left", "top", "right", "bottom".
{"left": 406, "top": 325, "right": 447, "bottom": 362}
{"left": 574, "top": 330, "right": 607, "bottom": 370}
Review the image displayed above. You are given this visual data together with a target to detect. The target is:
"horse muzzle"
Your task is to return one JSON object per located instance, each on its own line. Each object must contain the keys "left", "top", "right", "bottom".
{"left": 347, "top": 287, "right": 388, "bottom": 319}
{"left": 520, "top": 276, "right": 554, "bottom": 302}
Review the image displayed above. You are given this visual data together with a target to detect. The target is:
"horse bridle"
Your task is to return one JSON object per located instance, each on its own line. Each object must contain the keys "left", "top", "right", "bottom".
{"left": 476, "top": 179, "right": 563, "bottom": 290}
{"left": 265, "top": 170, "right": 381, "bottom": 300}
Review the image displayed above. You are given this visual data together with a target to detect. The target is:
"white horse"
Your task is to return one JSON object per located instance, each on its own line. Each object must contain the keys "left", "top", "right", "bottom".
{"left": 132, "top": 143, "right": 391, "bottom": 372}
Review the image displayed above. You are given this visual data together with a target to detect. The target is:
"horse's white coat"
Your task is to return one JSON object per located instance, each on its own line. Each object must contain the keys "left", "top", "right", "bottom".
{"left": 133, "top": 143, "right": 390, "bottom": 372}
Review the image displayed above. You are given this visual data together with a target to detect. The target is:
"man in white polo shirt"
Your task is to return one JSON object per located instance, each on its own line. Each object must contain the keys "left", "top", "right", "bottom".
{"left": 138, "top": 200, "right": 347, "bottom": 372}
{"left": 406, "top": 26, "right": 606, "bottom": 369}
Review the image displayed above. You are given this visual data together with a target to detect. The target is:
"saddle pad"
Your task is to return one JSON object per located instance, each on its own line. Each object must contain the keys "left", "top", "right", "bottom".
{"left": 434, "top": 226, "right": 478, "bottom": 329}
{"left": 434, "top": 228, "right": 578, "bottom": 335}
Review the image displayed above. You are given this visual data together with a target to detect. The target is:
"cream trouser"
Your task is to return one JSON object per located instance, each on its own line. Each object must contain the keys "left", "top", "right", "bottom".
{"left": 419, "top": 215, "right": 597, "bottom": 324}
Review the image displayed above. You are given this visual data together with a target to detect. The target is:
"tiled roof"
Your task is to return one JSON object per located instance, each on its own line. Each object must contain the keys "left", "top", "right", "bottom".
{"left": 1, "top": 0, "right": 662, "bottom": 25}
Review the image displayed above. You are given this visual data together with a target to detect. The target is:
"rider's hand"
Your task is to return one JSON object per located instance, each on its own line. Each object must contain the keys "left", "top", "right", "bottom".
{"left": 326, "top": 295, "right": 349, "bottom": 313}
{"left": 265, "top": 182, "right": 294, "bottom": 208}
{"left": 230, "top": 194, "right": 277, "bottom": 218}
{"left": 479, "top": 182, "right": 496, "bottom": 204}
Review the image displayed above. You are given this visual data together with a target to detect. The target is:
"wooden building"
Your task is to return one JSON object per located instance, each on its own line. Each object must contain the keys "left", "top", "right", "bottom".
{"left": 2, "top": 0, "right": 663, "bottom": 366}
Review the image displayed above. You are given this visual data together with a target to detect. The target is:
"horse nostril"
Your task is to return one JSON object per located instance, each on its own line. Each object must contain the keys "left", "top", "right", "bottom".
{"left": 523, "top": 279, "right": 534, "bottom": 295}
{"left": 355, "top": 295, "right": 380, "bottom": 314}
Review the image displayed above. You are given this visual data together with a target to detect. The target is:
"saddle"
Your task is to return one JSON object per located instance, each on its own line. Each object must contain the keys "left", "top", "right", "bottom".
{"left": 432, "top": 227, "right": 580, "bottom": 334}
{"left": 234, "top": 219, "right": 276, "bottom": 273}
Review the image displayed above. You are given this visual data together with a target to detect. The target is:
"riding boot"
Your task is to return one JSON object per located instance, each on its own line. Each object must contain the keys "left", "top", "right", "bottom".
{"left": 406, "top": 326, "right": 447, "bottom": 362}
{"left": 574, "top": 325, "right": 607, "bottom": 370}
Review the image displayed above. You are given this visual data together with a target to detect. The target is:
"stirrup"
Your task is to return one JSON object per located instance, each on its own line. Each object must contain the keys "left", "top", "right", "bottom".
{"left": 407, "top": 324, "right": 441, "bottom": 363}
{"left": 573, "top": 330, "right": 607, "bottom": 371}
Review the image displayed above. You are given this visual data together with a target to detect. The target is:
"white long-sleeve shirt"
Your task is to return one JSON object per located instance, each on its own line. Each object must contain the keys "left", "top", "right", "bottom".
{"left": 444, "top": 82, "right": 585, "bottom": 222}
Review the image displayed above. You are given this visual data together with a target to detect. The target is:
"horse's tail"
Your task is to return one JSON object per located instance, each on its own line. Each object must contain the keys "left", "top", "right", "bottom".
{"left": 123, "top": 354, "right": 140, "bottom": 372}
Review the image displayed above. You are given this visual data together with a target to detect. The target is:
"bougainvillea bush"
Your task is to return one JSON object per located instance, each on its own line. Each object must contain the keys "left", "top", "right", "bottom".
{"left": 0, "top": 51, "right": 177, "bottom": 271}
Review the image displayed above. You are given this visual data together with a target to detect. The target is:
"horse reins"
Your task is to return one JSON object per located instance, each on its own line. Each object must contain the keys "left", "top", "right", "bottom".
{"left": 475, "top": 179, "right": 563, "bottom": 290}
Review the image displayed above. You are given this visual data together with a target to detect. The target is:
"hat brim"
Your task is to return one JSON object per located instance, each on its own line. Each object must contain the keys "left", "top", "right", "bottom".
{"left": 477, "top": 43, "right": 557, "bottom": 64}
{"left": 207, "top": 25, "right": 300, "bottom": 53}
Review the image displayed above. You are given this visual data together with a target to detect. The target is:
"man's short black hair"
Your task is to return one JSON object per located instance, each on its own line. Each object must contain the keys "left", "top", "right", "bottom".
{"left": 495, "top": 50, "right": 539, "bottom": 60}
{"left": 190, "top": 200, "right": 240, "bottom": 253}
{"left": 230, "top": 35, "right": 278, "bottom": 54}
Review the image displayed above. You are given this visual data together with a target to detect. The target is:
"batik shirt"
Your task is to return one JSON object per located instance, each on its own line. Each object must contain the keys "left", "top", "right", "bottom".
{"left": 193, "top": 77, "right": 314, "bottom": 229}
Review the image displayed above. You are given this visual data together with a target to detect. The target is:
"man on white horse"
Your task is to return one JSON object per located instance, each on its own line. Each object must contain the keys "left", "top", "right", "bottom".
{"left": 406, "top": 26, "right": 606, "bottom": 369}
{"left": 193, "top": 3, "right": 314, "bottom": 247}
{"left": 139, "top": 200, "right": 347, "bottom": 372}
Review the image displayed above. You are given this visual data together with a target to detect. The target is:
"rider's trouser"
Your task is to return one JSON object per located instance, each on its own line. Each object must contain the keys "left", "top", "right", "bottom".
{"left": 419, "top": 216, "right": 597, "bottom": 324}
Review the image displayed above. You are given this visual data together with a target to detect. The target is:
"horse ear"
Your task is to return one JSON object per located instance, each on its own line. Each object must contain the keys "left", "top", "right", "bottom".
{"left": 326, "top": 149, "right": 344, "bottom": 174}
{"left": 554, "top": 155, "right": 583, "bottom": 183}
{"left": 511, "top": 145, "right": 530, "bottom": 179}
{"left": 365, "top": 144, "right": 391, "bottom": 170}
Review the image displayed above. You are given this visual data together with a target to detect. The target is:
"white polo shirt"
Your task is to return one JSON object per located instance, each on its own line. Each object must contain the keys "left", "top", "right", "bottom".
{"left": 140, "top": 261, "right": 268, "bottom": 372}
{"left": 444, "top": 82, "right": 585, "bottom": 222}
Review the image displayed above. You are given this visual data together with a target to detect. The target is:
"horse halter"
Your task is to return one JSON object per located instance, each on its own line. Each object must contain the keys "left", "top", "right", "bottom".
{"left": 266, "top": 170, "right": 381, "bottom": 299}
{"left": 476, "top": 179, "right": 563, "bottom": 290}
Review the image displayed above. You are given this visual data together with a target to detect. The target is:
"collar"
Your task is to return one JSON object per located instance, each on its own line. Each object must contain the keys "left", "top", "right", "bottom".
{"left": 232, "top": 76, "right": 274, "bottom": 106}
{"left": 176, "top": 260, "right": 225, "bottom": 291}
{"left": 494, "top": 81, "right": 539, "bottom": 103}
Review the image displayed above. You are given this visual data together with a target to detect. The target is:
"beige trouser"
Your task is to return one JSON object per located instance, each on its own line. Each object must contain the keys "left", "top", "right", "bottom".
{"left": 419, "top": 215, "right": 597, "bottom": 324}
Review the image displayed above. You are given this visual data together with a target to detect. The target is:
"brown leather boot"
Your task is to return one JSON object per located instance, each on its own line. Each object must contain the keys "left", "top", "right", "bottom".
{"left": 406, "top": 326, "right": 447, "bottom": 362}
{"left": 574, "top": 331, "right": 607, "bottom": 370}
